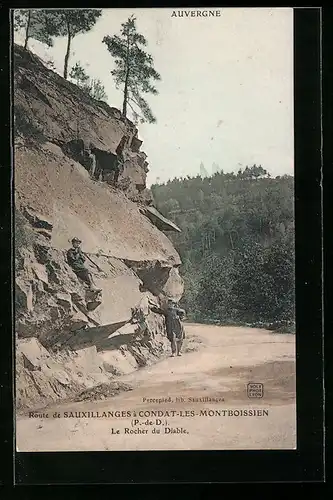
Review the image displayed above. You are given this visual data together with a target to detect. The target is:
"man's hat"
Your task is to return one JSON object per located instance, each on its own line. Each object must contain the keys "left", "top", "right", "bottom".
{"left": 72, "top": 237, "right": 82, "bottom": 244}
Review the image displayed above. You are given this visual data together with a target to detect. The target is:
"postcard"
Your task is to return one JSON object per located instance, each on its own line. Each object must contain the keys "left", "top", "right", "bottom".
{"left": 14, "top": 7, "right": 296, "bottom": 452}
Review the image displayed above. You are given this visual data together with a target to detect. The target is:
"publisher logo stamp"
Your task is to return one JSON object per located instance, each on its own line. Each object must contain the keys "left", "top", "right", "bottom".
{"left": 247, "top": 383, "right": 264, "bottom": 398}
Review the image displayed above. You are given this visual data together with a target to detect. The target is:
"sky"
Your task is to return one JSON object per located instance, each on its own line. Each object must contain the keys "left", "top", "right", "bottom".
{"left": 13, "top": 8, "right": 294, "bottom": 186}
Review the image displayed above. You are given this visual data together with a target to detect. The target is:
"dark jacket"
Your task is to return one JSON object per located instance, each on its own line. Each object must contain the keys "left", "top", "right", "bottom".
{"left": 67, "top": 247, "right": 86, "bottom": 272}
{"left": 165, "top": 306, "right": 185, "bottom": 340}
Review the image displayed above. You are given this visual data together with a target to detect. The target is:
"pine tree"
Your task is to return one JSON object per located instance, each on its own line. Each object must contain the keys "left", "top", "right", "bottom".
{"left": 14, "top": 9, "right": 102, "bottom": 79}
{"left": 88, "top": 79, "right": 108, "bottom": 101}
{"left": 69, "top": 62, "right": 90, "bottom": 87}
{"left": 103, "top": 15, "right": 161, "bottom": 123}
{"left": 14, "top": 10, "right": 31, "bottom": 49}
{"left": 13, "top": 9, "right": 58, "bottom": 50}
{"left": 51, "top": 9, "right": 102, "bottom": 79}
{"left": 69, "top": 62, "right": 107, "bottom": 101}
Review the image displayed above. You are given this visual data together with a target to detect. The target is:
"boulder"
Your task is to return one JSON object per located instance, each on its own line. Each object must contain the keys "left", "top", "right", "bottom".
{"left": 23, "top": 207, "right": 53, "bottom": 231}
{"left": 130, "top": 136, "right": 143, "bottom": 153}
{"left": 69, "top": 308, "right": 90, "bottom": 331}
{"left": 32, "top": 262, "right": 49, "bottom": 284}
{"left": 162, "top": 267, "right": 185, "bottom": 302}
{"left": 55, "top": 292, "right": 72, "bottom": 312}
{"left": 140, "top": 206, "right": 181, "bottom": 233}
{"left": 18, "top": 337, "right": 51, "bottom": 371}
{"left": 16, "top": 278, "right": 33, "bottom": 312}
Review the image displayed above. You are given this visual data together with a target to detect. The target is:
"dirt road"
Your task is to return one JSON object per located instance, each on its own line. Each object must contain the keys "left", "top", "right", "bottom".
{"left": 16, "top": 324, "right": 296, "bottom": 451}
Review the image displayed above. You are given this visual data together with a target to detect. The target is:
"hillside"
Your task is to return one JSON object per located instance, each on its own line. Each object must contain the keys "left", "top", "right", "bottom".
{"left": 14, "top": 44, "right": 183, "bottom": 411}
{"left": 151, "top": 167, "right": 295, "bottom": 329}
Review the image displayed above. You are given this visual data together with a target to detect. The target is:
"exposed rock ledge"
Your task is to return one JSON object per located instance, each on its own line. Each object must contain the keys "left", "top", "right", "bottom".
{"left": 14, "top": 45, "right": 183, "bottom": 411}
{"left": 14, "top": 44, "right": 152, "bottom": 204}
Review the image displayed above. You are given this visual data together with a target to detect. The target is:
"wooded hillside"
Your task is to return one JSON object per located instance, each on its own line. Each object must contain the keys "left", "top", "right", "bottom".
{"left": 151, "top": 166, "right": 295, "bottom": 331}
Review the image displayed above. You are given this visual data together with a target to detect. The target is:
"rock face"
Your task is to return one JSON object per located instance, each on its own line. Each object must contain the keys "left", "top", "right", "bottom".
{"left": 14, "top": 44, "right": 184, "bottom": 411}
{"left": 140, "top": 206, "right": 182, "bottom": 233}
{"left": 14, "top": 44, "right": 152, "bottom": 204}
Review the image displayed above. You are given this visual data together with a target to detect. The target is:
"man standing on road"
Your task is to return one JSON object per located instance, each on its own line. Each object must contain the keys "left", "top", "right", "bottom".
{"left": 165, "top": 299, "right": 186, "bottom": 357}
{"left": 67, "top": 237, "right": 102, "bottom": 293}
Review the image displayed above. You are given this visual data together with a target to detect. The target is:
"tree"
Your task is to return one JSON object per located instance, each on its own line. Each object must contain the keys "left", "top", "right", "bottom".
{"left": 69, "top": 61, "right": 90, "bottom": 87}
{"left": 14, "top": 10, "right": 31, "bottom": 49}
{"left": 160, "top": 198, "right": 180, "bottom": 215}
{"left": 69, "top": 61, "right": 107, "bottom": 101}
{"left": 88, "top": 79, "right": 108, "bottom": 101}
{"left": 241, "top": 164, "right": 269, "bottom": 180}
{"left": 103, "top": 15, "right": 161, "bottom": 123}
{"left": 14, "top": 9, "right": 102, "bottom": 79}
{"left": 45, "top": 58, "right": 57, "bottom": 71}
{"left": 152, "top": 166, "right": 295, "bottom": 329}
{"left": 45, "top": 9, "right": 102, "bottom": 79}
{"left": 13, "top": 9, "right": 59, "bottom": 50}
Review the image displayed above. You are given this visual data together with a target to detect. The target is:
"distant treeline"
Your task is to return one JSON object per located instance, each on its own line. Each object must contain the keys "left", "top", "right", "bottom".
{"left": 151, "top": 165, "right": 295, "bottom": 331}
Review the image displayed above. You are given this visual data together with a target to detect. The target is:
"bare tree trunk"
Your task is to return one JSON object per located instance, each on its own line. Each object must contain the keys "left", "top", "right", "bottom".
{"left": 122, "top": 73, "right": 129, "bottom": 117}
{"left": 229, "top": 232, "right": 234, "bottom": 250}
{"left": 63, "top": 20, "right": 71, "bottom": 80}
{"left": 122, "top": 32, "right": 130, "bottom": 117}
{"left": 24, "top": 10, "right": 31, "bottom": 50}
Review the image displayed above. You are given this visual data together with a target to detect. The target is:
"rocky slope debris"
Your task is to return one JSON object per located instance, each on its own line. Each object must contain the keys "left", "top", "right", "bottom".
{"left": 74, "top": 381, "right": 134, "bottom": 403}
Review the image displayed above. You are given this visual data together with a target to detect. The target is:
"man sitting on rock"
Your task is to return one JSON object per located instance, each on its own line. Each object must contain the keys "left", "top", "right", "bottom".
{"left": 67, "top": 237, "right": 102, "bottom": 293}
{"left": 165, "top": 299, "right": 186, "bottom": 357}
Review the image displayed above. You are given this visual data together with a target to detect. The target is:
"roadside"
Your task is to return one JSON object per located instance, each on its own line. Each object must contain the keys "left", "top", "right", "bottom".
{"left": 16, "top": 323, "right": 296, "bottom": 451}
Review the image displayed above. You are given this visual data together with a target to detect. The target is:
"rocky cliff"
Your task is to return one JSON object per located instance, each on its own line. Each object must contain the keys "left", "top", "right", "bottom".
{"left": 14, "top": 44, "right": 184, "bottom": 411}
